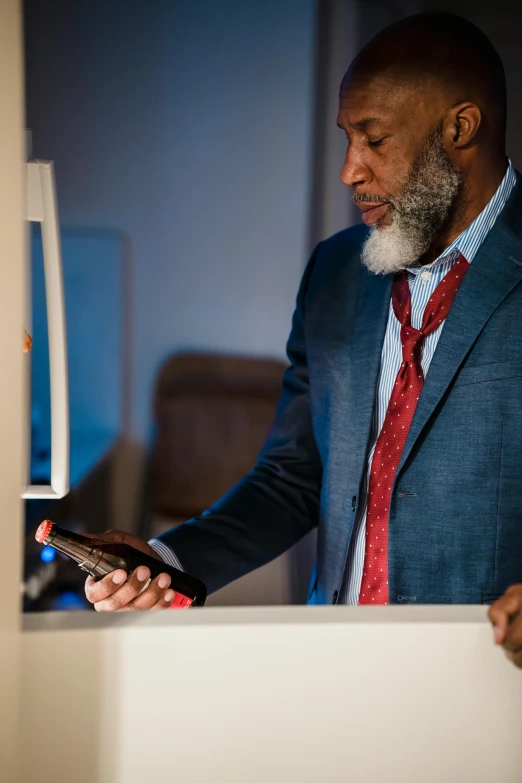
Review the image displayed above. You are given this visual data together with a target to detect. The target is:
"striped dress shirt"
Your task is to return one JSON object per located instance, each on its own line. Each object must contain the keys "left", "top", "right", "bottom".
{"left": 151, "top": 160, "right": 516, "bottom": 602}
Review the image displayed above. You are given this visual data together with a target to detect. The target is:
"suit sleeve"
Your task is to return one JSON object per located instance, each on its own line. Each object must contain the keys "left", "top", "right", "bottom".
{"left": 155, "top": 244, "right": 323, "bottom": 593}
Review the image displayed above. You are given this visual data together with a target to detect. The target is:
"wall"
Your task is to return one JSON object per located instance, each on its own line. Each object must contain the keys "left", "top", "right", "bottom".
{"left": 0, "top": 1, "right": 25, "bottom": 779}
{"left": 24, "top": 0, "right": 316, "bottom": 447}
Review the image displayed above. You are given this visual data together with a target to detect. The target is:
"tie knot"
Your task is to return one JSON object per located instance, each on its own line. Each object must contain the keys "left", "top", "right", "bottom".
{"left": 401, "top": 325, "right": 423, "bottom": 364}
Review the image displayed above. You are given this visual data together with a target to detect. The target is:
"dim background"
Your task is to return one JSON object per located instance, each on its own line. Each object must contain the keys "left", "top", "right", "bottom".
{"left": 22, "top": 0, "right": 522, "bottom": 609}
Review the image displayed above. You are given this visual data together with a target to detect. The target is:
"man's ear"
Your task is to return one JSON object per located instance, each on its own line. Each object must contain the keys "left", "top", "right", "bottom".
{"left": 445, "top": 102, "right": 482, "bottom": 148}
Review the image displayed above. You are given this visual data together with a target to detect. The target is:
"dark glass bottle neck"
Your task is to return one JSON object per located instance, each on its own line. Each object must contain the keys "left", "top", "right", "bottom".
{"left": 45, "top": 525, "right": 96, "bottom": 565}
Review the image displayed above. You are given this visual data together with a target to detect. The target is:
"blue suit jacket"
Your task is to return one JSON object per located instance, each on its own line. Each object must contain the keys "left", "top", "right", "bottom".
{"left": 158, "top": 175, "right": 522, "bottom": 605}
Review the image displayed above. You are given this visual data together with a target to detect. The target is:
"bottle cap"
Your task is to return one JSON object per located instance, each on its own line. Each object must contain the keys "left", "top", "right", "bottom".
{"left": 35, "top": 520, "right": 54, "bottom": 544}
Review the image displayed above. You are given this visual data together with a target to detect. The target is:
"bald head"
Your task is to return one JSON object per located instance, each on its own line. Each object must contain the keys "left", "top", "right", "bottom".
{"left": 345, "top": 12, "right": 506, "bottom": 142}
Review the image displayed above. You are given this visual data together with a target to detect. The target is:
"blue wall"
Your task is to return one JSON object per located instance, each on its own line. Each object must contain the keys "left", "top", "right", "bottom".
{"left": 25, "top": 0, "right": 316, "bottom": 443}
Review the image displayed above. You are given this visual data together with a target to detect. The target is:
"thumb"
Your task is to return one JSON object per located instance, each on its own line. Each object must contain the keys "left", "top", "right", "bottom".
{"left": 493, "top": 618, "right": 508, "bottom": 645}
{"left": 99, "top": 529, "right": 160, "bottom": 559}
{"left": 489, "top": 590, "right": 521, "bottom": 644}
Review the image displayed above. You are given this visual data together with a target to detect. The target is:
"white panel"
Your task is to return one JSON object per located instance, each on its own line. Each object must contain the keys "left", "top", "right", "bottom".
{"left": 21, "top": 607, "right": 522, "bottom": 783}
{"left": 26, "top": 161, "right": 43, "bottom": 221}
{"left": 24, "top": 161, "right": 70, "bottom": 499}
{"left": 0, "top": 1, "right": 24, "bottom": 781}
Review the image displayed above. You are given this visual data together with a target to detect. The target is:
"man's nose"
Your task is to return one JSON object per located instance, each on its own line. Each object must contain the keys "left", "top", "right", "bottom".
{"left": 340, "top": 146, "right": 370, "bottom": 189}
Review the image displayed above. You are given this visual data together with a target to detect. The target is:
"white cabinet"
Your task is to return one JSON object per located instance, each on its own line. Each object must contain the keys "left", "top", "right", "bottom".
{"left": 21, "top": 606, "right": 522, "bottom": 783}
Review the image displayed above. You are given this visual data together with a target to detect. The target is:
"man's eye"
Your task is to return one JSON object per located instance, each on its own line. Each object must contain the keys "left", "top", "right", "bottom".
{"left": 368, "top": 137, "right": 386, "bottom": 147}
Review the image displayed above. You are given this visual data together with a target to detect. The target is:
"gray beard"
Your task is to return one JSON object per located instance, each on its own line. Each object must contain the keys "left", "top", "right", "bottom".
{"left": 360, "top": 132, "right": 462, "bottom": 276}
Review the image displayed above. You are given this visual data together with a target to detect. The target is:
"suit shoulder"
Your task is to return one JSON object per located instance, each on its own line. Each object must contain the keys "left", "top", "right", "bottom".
{"left": 310, "top": 225, "right": 368, "bottom": 280}
{"left": 318, "top": 223, "right": 369, "bottom": 260}
{"left": 302, "top": 224, "right": 368, "bottom": 300}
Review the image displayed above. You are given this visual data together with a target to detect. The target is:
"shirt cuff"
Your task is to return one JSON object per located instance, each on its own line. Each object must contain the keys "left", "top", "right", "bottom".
{"left": 148, "top": 539, "right": 184, "bottom": 571}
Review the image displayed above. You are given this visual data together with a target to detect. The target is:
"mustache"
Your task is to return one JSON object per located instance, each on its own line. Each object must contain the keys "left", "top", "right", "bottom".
{"left": 353, "top": 193, "right": 393, "bottom": 206}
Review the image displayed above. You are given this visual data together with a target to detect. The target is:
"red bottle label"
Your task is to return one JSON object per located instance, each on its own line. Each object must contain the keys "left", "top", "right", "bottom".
{"left": 170, "top": 592, "right": 194, "bottom": 609}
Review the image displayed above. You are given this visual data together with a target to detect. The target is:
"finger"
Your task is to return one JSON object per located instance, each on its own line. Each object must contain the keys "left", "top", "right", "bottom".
{"left": 100, "top": 529, "right": 128, "bottom": 543}
{"left": 85, "top": 570, "right": 128, "bottom": 604}
{"left": 488, "top": 592, "right": 521, "bottom": 644}
{"left": 148, "top": 588, "right": 178, "bottom": 610}
{"left": 125, "top": 573, "right": 174, "bottom": 611}
{"left": 488, "top": 591, "right": 520, "bottom": 623}
{"left": 94, "top": 566, "right": 152, "bottom": 612}
{"left": 489, "top": 609, "right": 510, "bottom": 645}
{"left": 81, "top": 530, "right": 125, "bottom": 544}
{"left": 99, "top": 529, "right": 160, "bottom": 559}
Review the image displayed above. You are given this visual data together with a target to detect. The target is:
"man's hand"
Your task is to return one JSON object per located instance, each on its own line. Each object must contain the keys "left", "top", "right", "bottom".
{"left": 488, "top": 585, "right": 522, "bottom": 668}
{"left": 84, "top": 529, "right": 176, "bottom": 611}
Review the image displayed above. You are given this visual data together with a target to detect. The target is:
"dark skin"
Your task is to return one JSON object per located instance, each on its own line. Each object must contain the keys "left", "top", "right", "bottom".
{"left": 84, "top": 530, "right": 176, "bottom": 611}
{"left": 337, "top": 71, "right": 507, "bottom": 264}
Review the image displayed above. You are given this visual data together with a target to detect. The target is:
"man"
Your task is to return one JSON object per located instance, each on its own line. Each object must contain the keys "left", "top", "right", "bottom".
{"left": 86, "top": 12, "right": 522, "bottom": 655}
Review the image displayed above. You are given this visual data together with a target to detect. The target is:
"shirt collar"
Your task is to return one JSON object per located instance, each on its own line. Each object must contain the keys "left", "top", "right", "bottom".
{"left": 408, "top": 159, "right": 516, "bottom": 276}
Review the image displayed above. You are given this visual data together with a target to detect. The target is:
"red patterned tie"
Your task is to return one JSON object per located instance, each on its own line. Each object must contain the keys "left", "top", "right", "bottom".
{"left": 359, "top": 254, "right": 469, "bottom": 605}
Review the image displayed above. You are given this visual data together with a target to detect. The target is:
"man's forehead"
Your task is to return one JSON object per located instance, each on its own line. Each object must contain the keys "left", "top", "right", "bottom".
{"left": 337, "top": 75, "right": 421, "bottom": 127}
{"left": 337, "top": 88, "right": 398, "bottom": 128}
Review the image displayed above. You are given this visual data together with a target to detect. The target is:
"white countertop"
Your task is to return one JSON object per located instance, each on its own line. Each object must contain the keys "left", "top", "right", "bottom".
{"left": 23, "top": 603, "right": 490, "bottom": 632}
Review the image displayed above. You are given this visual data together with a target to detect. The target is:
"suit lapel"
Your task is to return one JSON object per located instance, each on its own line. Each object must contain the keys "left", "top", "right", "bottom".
{"left": 318, "top": 243, "right": 392, "bottom": 588}
{"left": 347, "top": 267, "right": 392, "bottom": 476}
{"left": 397, "top": 197, "right": 522, "bottom": 479}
